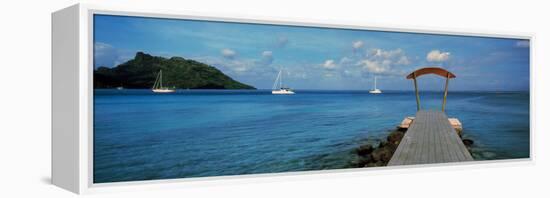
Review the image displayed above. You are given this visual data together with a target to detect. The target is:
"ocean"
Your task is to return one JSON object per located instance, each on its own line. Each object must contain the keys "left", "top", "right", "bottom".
{"left": 93, "top": 90, "right": 530, "bottom": 183}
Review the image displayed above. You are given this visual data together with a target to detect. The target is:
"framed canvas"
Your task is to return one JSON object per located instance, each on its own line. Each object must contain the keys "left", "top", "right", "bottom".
{"left": 52, "top": 3, "right": 533, "bottom": 194}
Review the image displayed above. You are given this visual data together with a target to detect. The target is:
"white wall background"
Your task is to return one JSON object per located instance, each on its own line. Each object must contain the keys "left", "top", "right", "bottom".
{"left": 0, "top": 0, "right": 548, "bottom": 197}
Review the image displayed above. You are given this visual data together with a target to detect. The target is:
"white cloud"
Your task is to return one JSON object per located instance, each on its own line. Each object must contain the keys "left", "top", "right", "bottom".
{"left": 198, "top": 50, "right": 277, "bottom": 77}
{"left": 95, "top": 42, "right": 113, "bottom": 52}
{"left": 94, "top": 42, "right": 133, "bottom": 68}
{"left": 340, "top": 57, "right": 353, "bottom": 64}
{"left": 225, "top": 60, "right": 254, "bottom": 73}
{"left": 352, "top": 40, "right": 364, "bottom": 49}
{"left": 426, "top": 50, "right": 451, "bottom": 62}
{"left": 195, "top": 55, "right": 277, "bottom": 78}
{"left": 322, "top": 59, "right": 337, "bottom": 70}
{"left": 355, "top": 48, "right": 412, "bottom": 76}
{"left": 360, "top": 59, "right": 389, "bottom": 74}
{"left": 343, "top": 70, "right": 352, "bottom": 76}
{"left": 221, "top": 48, "right": 237, "bottom": 59}
{"left": 324, "top": 73, "right": 335, "bottom": 78}
{"left": 283, "top": 66, "right": 310, "bottom": 80}
{"left": 232, "top": 64, "right": 249, "bottom": 72}
{"left": 260, "top": 51, "right": 274, "bottom": 65}
{"left": 515, "top": 40, "right": 530, "bottom": 48}
{"left": 368, "top": 48, "right": 406, "bottom": 59}
{"left": 342, "top": 69, "right": 359, "bottom": 77}
{"left": 396, "top": 56, "right": 410, "bottom": 65}
{"left": 262, "top": 51, "right": 273, "bottom": 57}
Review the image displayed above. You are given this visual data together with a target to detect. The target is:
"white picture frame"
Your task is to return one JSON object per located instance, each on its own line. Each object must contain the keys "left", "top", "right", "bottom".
{"left": 52, "top": 3, "right": 534, "bottom": 194}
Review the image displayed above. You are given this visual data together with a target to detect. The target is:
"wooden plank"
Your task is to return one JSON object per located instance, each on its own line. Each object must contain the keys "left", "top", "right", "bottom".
{"left": 419, "top": 111, "right": 430, "bottom": 164}
{"left": 434, "top": 117, "right": 447, "bottom": 162}
{"left": 404, "top": 111, "right": 423, "bottom": 164}
{"left": 422, "top": 112, "right": 432, "bottom": 163}
{"left": 405, "top": 114, "right": 422, "bottom": 164}
{"left": 388, "top": 110, "right": 473, "bottom": 166}
{"left": 427, "top": 111, "right": 437, "bottom": 163}
{"left": 442, "top": 112, "right": 473, "bottom": 161}
{"left": 445, "top": 112, "right": 463, "bottom": 161}
{"left": 399, "top": 117, "right": 462, "bottom": 134}
{"left": 444, "top": 110, "right": 466, "bottom": 163}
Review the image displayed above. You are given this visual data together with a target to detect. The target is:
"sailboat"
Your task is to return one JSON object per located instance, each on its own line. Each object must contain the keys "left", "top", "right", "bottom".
{"left": 369, "top": 76, "right": 382, "bottom": 94}
{"left": 152, "top": 70, "right": 175, "bottom": 93}
{"left": 272, "top": 68, "right": 295, "bottom": 95}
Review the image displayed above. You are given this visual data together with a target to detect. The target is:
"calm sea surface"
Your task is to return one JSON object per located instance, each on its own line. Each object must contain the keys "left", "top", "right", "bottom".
{"left": 93, "top": 90, "right": 530, "bottom": 183}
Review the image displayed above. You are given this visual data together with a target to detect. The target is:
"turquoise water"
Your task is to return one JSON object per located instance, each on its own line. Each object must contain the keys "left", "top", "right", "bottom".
{"left": 93, "top": 90, "right": 530, "bottom": 183}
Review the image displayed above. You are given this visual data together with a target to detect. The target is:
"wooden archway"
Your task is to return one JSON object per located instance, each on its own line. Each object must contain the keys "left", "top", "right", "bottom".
{"left": 406, "top": 67, "right": 456, "bottom": 112}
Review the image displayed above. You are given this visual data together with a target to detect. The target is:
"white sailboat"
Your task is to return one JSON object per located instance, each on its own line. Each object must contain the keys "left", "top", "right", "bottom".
{"left": 152, "top": 70, "right": 175, "bottom": 93}
{"left": 272, "top": 68, "right": 295, "bottom": 95}
{"left": 369, "top": 76, "right": 382, "bottom": 94}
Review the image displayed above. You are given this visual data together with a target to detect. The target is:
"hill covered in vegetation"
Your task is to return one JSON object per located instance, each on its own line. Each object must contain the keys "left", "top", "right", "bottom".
{"left": 94, "top": 52, "right": 255, "bottom": 89}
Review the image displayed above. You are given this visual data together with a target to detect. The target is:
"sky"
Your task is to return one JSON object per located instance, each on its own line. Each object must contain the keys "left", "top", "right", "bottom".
{"left": 94, "top": 14, "right": 530, "bottom": 91}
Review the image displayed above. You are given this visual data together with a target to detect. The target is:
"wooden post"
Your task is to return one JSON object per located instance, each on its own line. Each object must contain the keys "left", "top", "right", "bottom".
{"left": 413, "top": 73, "right": 420, "bottom": 111}
{"left": 442, "top": 73, "right": 450, "bottom": 112}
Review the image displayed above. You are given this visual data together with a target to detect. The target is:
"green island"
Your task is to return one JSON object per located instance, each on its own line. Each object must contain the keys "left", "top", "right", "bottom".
{"left": 94, "top": 52, "right": 256, "bottom": 89}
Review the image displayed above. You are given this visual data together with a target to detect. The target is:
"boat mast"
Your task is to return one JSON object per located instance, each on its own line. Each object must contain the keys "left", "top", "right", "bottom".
{"left": 280, "top": 69, "right": 283, "bottom": 88}
{"left": 272, "top": 69, "right": 282, "bottom": 90}
{"left": 153, "top": 71, "right": 160, "bottom": 89}
{"left": 159, "top": 70, "right": 163, "bottom": 89}
{"left": 374, "top": 76, "right": 377, "bottom": 90}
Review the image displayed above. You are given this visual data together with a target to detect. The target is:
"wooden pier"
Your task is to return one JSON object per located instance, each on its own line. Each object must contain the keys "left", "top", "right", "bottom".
{"left": 388, "top": 110, "right": 473, "bottom": 166}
